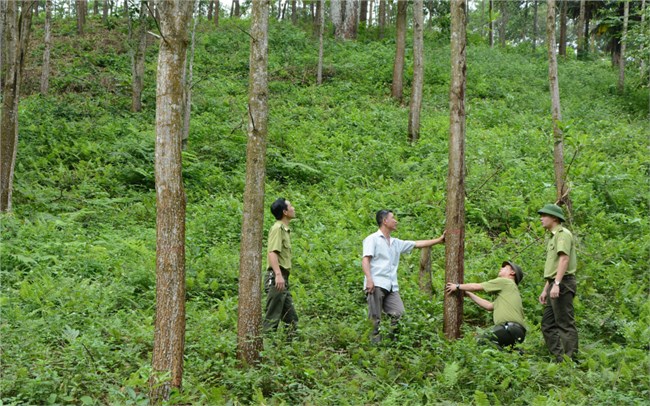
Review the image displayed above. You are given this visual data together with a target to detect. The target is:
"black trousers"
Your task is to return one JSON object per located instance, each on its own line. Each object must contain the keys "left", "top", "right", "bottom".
{"left": 484, "top": 322, "right": 526, "bottom": 348}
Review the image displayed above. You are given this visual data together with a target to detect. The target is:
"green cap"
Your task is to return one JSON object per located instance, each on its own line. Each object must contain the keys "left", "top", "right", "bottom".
{"left": 537, "top": 204, "right": 565, "bottom": 222}
{"left": 502, "top": 261, "right": 524, "bottom": 285}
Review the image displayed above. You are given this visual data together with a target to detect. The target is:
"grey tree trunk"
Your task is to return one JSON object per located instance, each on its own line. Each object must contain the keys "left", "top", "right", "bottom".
{"left": 41, "top": 0, "right": 53, "bottom": 95}
{"left": 378, "top": 0, "right": 386, "bottom": 39}
{"left": 343, "top": 0, "right": 358, "bottom": 40}
{"left": 532, "top": 0, "right": 538, "bottom": 52}
{"left": 236, "top": 0, "right": 270, "bottom": 367}
{"left": 150, "top": 0, "right": 193, "bottom": 402}
{"left": 291, "top": 0, "right": 297, "bottom": 24}
{"left": 1, "top": 0, "right": 33, "bottom": 213}
{"left": 408, "top": 0, "right": 424, "bottom": 142}
{"left": 103, "top": 0, "right": 108, "bottom": 24}
{"left": 419, "top": 246, "right": 433, "bottom": 296}
{"left": 391, "top": 0, "right": 407, "bottom": 102}
{"left": 131, "top": 0, "right": 149, "bottom": 112}
{"left": 331, "top": 0, "right": 344, "bottom": 39}
{"left": 498, "top": 0, "right": 507, "bottom": 48}
{"left": 317, "top": 0, "right": 324, "bottom": 85}
{"left": 576, "top": 0, "right": 586, "bottom": 59}
{"left": 444, "top": 0, "right": 467, "bottom": 341}
{"left": 559, "top": 0, "right": 567, "bottom": 57}
{"left": 546, "top": 0, "right": 569, "bottom": 207}
{"left": 618, "top": 0, "right": 629, "bottom": 94}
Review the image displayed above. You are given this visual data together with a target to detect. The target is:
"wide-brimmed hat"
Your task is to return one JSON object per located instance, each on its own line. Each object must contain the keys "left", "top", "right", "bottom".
{"left": 537, "top": 204, "right": 566, "bottom": 222}
{"left": 502, "top": 260, "right": 524, "bottom": 285}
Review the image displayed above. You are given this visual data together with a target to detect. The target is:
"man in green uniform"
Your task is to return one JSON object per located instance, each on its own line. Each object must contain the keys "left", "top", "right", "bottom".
{"left": 263, "top": 198, "right": 298, "bottom": 336}
{"left": 446, "top": 261, "right": 526, "bottom": 349}
{"left": 537, "top": 203, "right": 578, "bottom": 362}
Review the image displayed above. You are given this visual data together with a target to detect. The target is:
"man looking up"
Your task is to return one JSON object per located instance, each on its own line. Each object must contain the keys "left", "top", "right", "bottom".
{"left": 362, "top": 210, "right": 445, "bottom": 343}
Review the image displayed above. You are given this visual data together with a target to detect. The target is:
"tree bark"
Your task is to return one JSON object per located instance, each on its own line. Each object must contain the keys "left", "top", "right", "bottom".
{"left": 41, "top": 0, "right": 53, "bottom": 95}
{"left": 418, "top": 246, "right": 433, "bottom": 296}
{"left": 378, "top": 0, "right": 386, "bottom": 39}
{"left": 131, "top": 0, "right": 148, "bottom": 112}
{"left": 291, "top": 0, "right": 297, "bottom": 24}
{"left": 343, "top": 0, "right": 358, "bottom": 40}
{"left": 1, "top": 0, "right": 33, "bottom": 213}
{"left": 360, "top": 0, "right": 368, "bottom": 25}
{"left": 208, "top": 0, "right": 213, "bottom": 21}
{"left": 237, "top": 0, "right": 270, "bottom": 367}
{"left": 76, "top": 0, "right": 86, "bottom": 36}
{"left": 391, "top": 0, "right": 407, "bottom": 102}
{"left": 618, "top": 0, "right": 628, "bottom": 94}
{"left": 215, "top": 0, "right": 220, "bottom": 27}
{"left": 445, "top": 0, "right": 466, "bottom": 341}
{"left": 103, "top": 0, "right": 108, "bottom": 24}
{"left": 331, "top": 0, "right": 344, "bottom": 39}
{"left": 498, "top": 0, "right": 507, "bottom": 48}
{"left": 576, "top": 0, "right": 586, "bottom": 59}
{"left": 488, "top": 0, "right": 493, "bottom": 47}
{"left": 559, "top": 0, "right": 567, "bottom": 57}
{"left": 408, "top": 0, "right": 424, "bottom": 143}
{"left": 150, "top": 0, "right": 193, "bottom": 402}
{"left": 317, "top": 0, "right": 324, "bottom": 85}
{"left": 546, "top": 0, "right": 569, "bottom": 208}
{"left": 532, "top": 0, "right": 538, "bottom": 52}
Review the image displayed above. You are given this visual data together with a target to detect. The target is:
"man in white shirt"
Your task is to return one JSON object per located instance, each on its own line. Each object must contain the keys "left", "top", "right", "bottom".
{"left": 362, "top": 210, "right": 445, "bottom": 343}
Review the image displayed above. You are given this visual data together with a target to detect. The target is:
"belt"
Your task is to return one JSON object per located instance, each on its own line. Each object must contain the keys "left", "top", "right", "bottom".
{"left": 547, "top": 274, "right": 575, "bottom": 282}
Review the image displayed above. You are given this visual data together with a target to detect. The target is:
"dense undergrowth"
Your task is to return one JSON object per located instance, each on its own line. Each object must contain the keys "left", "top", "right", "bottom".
{"left": 1, "top": 15, "right": 649, "bottom": 405}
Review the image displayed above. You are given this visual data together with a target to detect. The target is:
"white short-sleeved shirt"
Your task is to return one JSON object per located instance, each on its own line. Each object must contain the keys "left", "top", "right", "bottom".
{"left": 362, "top": 230, "right": 415, "bottom": 292}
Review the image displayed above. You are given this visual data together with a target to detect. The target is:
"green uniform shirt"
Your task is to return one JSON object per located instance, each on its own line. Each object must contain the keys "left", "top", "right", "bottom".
{"left": 544, "top": 224, "right": 577, "bottom": 279}
{"left": 480, "top": 277, "right": 526, "bottom": 327}
{"left": 267, "top": 220, "right": 292, "bottom": 270}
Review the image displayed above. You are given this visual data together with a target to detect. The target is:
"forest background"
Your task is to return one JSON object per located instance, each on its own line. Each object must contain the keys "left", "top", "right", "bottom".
{"left": 1, "top": 0, "right": 649, "bottom": 405}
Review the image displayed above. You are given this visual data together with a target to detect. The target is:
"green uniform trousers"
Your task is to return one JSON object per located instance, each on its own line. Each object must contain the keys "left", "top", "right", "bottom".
{"left": 541, "top": 275, "right": 578, "bottom": 361}
{"left": 263, "top": 267, "right": 298, "bottom": 334}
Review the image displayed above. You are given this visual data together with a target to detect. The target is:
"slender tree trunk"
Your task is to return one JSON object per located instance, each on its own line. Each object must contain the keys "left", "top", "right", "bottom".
{"left": 419, "top": 246, "right": 433, "bottom": 296}
{"left": 234, "top": 0, "right": 240, "bottom": 17}
{"left": 41, "top": 0, "right": 53, "bottom": 95}
{"left": 131, "top": 0, "right": 148, "bottom": 112}
{"left": 1, "top": 0, "right": 33, "bottom": 213}
{"left": 408, "top": 0, "right": 424, "bottom": 143}
{"left": 532, "top": 0, "right": 538, "bottom": 52}
{"left": 103, "top": 0, "right": 108, "bottom": 24}
{"left": 360, "top": 0, "right": 368, "bottom": 25}
{"left": 391, "top": 0, "right": 407, "bottom": 102}
{"left": 208, "top": 0, "right": 213, "bottom": 20}
{"left": 618, "top": 0, "right": 629, "bottom": 94}
{"left": 641, "top": 0, "right": 646, "bottom": 78}
{"left": 93, "top": 0, "right": 99, "bottom": 15}
{"left": 498, "top": 0, "right": 507, "bottom": 48}
{"left": 445, "top": 0, "right": 466, "bottom": 341}
{"left": 559, "top": 0, "right": 567, "bottom": 57}
{"left": 576, "top": 0, "right": 586, "bottom": 59}
{"left": 182, "top": 5, "right": 198, "bottom": 148}
{"left": 291, "top": 0, "right": 297, "bottom": 24}
{"left": 150, "top": 0, "right": 193, "bottom": 402}
{"left": 488, "top": 0, "right": 493, "bottom": 47}
{"left": 378, "top": 0, "right": 386, "bottom": 39}
{"left": 76, "top": 0, "right": 86, "bottom": 35}
{"left": 215, "top": 0, "right": 220, "bottom": 27}
{"left": 343, "top": 0, "right": 358, "bottom": 39}
{"left": 237, "top": 0, "right": 270, "bottom": 367}
{"left": 369, "top": 0, "right": 374, "bottom": 25}
{"left": 317, "top": 0, "right": 324, "bottom": 85}
{"left": 546, "top": 0, "right": 569, "bottom": 208}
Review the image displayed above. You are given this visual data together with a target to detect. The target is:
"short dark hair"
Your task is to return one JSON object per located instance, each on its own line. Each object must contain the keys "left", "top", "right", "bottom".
{"left": 376, "top": 209, "right": 392, "bottom": 227}
{"left": 270, "top": 198, "right": 288, "bottom": 220}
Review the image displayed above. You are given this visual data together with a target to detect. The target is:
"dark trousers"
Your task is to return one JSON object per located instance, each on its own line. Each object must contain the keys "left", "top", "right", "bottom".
{"left": 541, "top": 276, "right": 579, "bottom": 361}
{"left": 263, "top": 268, "right": 298, "bottom": 335}
{"left": 483, "top": 322, "right": 526, "bottom": 348}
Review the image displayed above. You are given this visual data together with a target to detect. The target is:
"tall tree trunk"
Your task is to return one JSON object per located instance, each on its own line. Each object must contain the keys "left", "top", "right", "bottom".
{"left": 208, "top": 0, "right": 213, "bottom": 20}
{"left": 215, "top": 0, "right": 220, "bottom": 27}
{"left": 618, "top": 0, "right": 629, "bottom": 94}
{"left": 103, "top": 0, "right": 108, "bottom": 24}
{"left": 498, "top": 0, "right": 507, "bottom": 48}
{"left": 150, "top": 0, "right": 193, "bottom": 402}
{"left": 1, "top": 0, "right": 33, "bottom": 213}
{"left": 391, "top": 0, "right": 407, "bottom": 102}
{"left": 488, "top": 0, "right": 493, "bottom": 47}
{"left": 360, "top": 0, "right": 368, "bottom": 25}
{"left": 343, "top": 0, "right": 358, "bottom": 39}
{"left": 317, "top": 0, "right": 324, "bottom": 85}
{"left": 41, "top": 0, "right": 53, "bottom": 95}
{"left": 234, "top": 0, "right": 240, "bottom": 17}
{"left": 237, "top": 0, "right": 270, "bottom": 367}
{"left": 368, "top": 0, "right": 374, "bottom": 25}
{"left": 559, "top": 0, "right": 567, "bottom": 57}
{"left": 408, "top": 0, "right": 424, "bottom": 143}
{"left": 378, "top": 0, "right": 386, "bottom": 39}
{"left": 445, "top": 0, "right": 466, "bottom": 341}
{"left": 76, "top": 0, "right": 86, "bottom": 35}
{"left": 546, "top": 0, "right": 569, "bottom": 208}
{"left": 532, "top": 0, "right": 538, "bottom": 52}
{"left": 131, "top": 0, "right": 148, "bottom": 112}
{"left": 331, "top": 0, "right": 344, "bottom": 39}
{"left": 291, "top": 0, "right": 297, "bottom": 24}
{"left": 418, "top": 246, "right": 433, "bottom": 296}
{"left": 182, "top": 5, "right": 198, "bottom": 148}
{"left": 93, "top": 0, "right": 99, "bottom": 15}
{"left": 576, "top": 0, "right": 586, "bottom": 59}
{"left": 641, "top": 0, "right": 646, "bottom": 78}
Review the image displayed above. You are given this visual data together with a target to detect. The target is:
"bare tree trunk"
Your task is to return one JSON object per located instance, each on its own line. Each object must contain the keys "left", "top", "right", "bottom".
{"left": 234, "top": 0, "right": 240, "bottom": 17}
{"left": 444, "top": 0, "right": 466, "bottom": 341}
{"left": 317, "top": 0, "right": 324, "bottom": 85}
{"left": 418, "top": 247, "right": 433, "bottom": 296}
{"left": 546, "top": 0, "right": 569, "bottom": 208}
{"left": 103, "top": 0, "right": 108, "bottom": 24}
{"left": 378, "top": 0, "right": 386, "bottom": 39}
{"left": 641, "top": 0, "right": 646, "bottom": 79}
{"left": 576, "top": 0, "right": 586, "bottom": 59}
{"left": 1, "top": 0, "right": 33, "bottom": 213}
{"left": 408, "top": 0, "right": 424, "bottom": 143}
{"left": 368, "top": 0, "right": 374, "bottom": 25}
{"left": 532, "top": 0, "right": 538, "bottom": 51}
{"left": 76, "top": 0, "right": 86, "bottom": 35}
{"left": 93, "top": 0, "right": 99, "bottom": 15}
{"left": 208, "top": 0, "right": 213, "bottom": 20}
{"left": 150, "top": 0, "right": 193, "bottom": 402}
{"left": 360, "top": 0, "right": 368, "bottom": 25}
{"left": 237, "top": 0, "right": 270, "bottom": 367}
{"left": 182, "top": 5, "right": 198, "bottom": 148}
{"left": 488, "top": 0, "right": 493, "bottom": 47}
{"left": 498, "top": 0, "right": 507, "bottom": 48}
{"left": 331, "top": 0, "right": 344, "bottom": 39}
{"left": 41, "top": 0, "right": 53, "bottom": 95}
{"left": 215, "top": 0, "right": 220, "bottom": 27}
{"left": 618, "top": 0, "right": 629, "bottom": 94}
{"left": 559, "top": 0, "right": 567, "bottom": 57}
{"left": 291, "top": 0, "right": 297, "bottom": 24}
{"left": 391, "top": 0, "right": 407, "bottom": 102}
{"left": 131, "top": 0, "right": 148, "bottom": 112}
{"left": 343, "top": 0, "right": 358, "bottom": 39}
